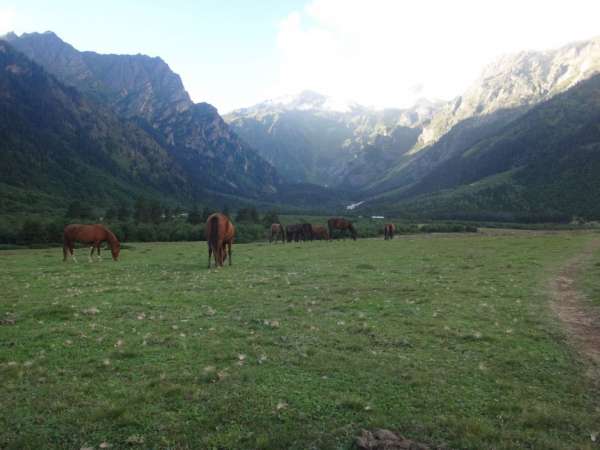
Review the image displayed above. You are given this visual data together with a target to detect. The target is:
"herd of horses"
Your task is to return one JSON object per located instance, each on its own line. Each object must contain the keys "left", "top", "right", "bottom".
{"left": 62, "top": 215, "right": 398, "bottom": 268}
{"left": 270, "top": 218, "right": 357, "bottom": 243}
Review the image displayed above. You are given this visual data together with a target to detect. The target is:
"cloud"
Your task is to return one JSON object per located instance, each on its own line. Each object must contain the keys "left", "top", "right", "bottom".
{"left": 0, "top": 6, "right": 16, "bottom": 35}
{"left": 273, "top": 0, "right": 600, "bottom": 108}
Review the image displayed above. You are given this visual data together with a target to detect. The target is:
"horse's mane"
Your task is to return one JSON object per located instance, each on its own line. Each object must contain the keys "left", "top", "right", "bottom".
{"left": 98, "top": 224, "right": 118, "bottom": 246}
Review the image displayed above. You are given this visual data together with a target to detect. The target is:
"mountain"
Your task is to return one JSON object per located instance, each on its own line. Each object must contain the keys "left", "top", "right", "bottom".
{"left": 0, "top": 40, "right": 192, "bottom": 213}
{"left": 418, "top": 36, "right": 600, "bottom": 149}
{"left": 4, "top": 31, "right": 280, "bottom": 198}
{"left": 364, "top": 36, "right": 600, "bottom": 197}
{"left": 225, "top": 90, "right": 443, "bottom": 188}
{"left": 363, "top": 73, "right": 600, "bottom": 221}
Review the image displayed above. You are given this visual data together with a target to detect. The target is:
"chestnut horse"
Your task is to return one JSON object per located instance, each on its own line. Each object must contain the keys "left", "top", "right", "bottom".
{"left": 327, "top": 218, "right": 357, "bottom": 241}
{"left": 270, "top": 223, "right": 285, "bottom": 243}
{"left": 312, "top": 225, "right": 329, "bottom": 240}
{"left": 63, "top": 224, "right": 120, "bottom": 262}
{"left": 384, "top": 223, "right": 396, "bottom": 240}
{"left": 205, "top": 213, "right": 235, "bottom": 268}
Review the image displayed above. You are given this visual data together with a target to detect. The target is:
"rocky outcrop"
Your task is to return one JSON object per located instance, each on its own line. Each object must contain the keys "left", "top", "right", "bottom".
{"left": 226, "top": 91, "right": 443, "bottom": 188}
{"left": 418, "top": 36, "right": 600, "bottom": 149}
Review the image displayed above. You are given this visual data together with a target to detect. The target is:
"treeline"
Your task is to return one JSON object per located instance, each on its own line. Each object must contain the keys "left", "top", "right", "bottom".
{"left": 0, "top": 200, "right": 283, "bottom": 246}
{"left": 0, "top": 196, "right": 482, "bottom": 247}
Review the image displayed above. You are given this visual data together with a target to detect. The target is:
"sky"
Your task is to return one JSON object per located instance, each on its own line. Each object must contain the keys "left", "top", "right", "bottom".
{"left": 1, "top": 0, "right": 599, "bottom": 112}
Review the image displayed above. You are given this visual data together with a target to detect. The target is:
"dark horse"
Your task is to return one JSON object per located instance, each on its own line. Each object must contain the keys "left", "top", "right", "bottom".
{"left": 301, "top": 223, "right": 313, "bottom": 241}
{"left": 270, "top": 223, "right": 286, "bottom": 243}
{"left": 327, "top": 218, "right": 357, "bottom": 241}
{"left": 312, "top": 225, "right": 329, "bottom": 240}
{"left": 205, "top": 213, "right": 235, "bottom": 268}
{"left": 63, "top": 224, "right": 120, "bottom": 262}
{"left": 384, "top": 223, "right": 396, "bottom": 240}
{"left": 286, "top": 224, "right": 304, "bottom": 242}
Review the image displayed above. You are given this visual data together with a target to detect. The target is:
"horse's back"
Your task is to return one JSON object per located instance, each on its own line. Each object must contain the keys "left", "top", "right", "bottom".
{"left": 206, "top": 213, "right": 235, "bottom": 242}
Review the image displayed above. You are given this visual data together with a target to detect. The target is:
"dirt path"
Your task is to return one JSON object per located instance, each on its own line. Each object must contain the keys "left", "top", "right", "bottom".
{"left": 550, "top": 239, "right": 600, "bottom": 377}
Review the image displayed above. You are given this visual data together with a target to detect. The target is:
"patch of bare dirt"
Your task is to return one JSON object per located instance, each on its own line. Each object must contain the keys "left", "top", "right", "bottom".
{"left": 550, "top": 239, "right": 600, "bottom": 374}
{"left": 355, "top": 429, "right": 446, "bottom": 450}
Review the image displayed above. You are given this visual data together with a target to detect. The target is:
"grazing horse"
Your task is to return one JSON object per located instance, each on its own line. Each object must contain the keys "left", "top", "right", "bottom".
{"left": 205, "top": 213, "right": 235, "bottom": 268}
{"left": 301, "top": 223, "right": 313, "bottom": 241}
{"left": 63, "top": 224, "right": 120, "bottom": 262}
{"left": 327, "top": 218, "right": 357, "bottom": 241}
{"left": 384, "top": 223, "right": 396, "bottom": 240}
{"left": 270, "top": 223, "right": 286, "bottom": 243}
{"left": 312, "top": 225, "right": 329, "bottom": 240}
{"left": 286, "top": 224, "right": 304, "bottom": 242}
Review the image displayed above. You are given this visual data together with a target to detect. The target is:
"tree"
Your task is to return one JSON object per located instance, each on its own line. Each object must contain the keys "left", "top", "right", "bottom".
{"left": 223, "top": 205, "right": 230, "bottom": 218}
{"left": 236, "top": 206, "right": 260, "bottom": 223}
{"left": 202, "top": 206, "right": 212, "bottom": 222}
{"left": 117, "top": 203, "right": 131, "bottom": 221}
{"left": 262, "top": 209, "right": 280, "bottom": 227}
{"left": 20, "top": 220, "right": 44, "bottom": 244}
{"left": 188, "top": 205, "right": 203, "bottom": 225}
{"left": 164, "top": 206, "right": 173, "bottom": 222}
{"left": 149, "top": 200, "right": 162, "bottom": 224}
{"left": 134, "top": 197, "right": 150, "bottom": 223}
{"left": 65, "top": 200, "right": 93, "bottom": 220}
{"left": 105, "top": 206, "right": 118, "bottom": 221}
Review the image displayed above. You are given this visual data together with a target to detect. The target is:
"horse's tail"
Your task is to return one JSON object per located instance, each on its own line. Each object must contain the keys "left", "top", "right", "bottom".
{"left": 209, "top": 215, "right": 220, "bottom": 251}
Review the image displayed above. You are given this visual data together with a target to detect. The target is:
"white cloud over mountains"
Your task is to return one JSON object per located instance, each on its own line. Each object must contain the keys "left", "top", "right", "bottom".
{"left": 273, "top": 0, "right": 600, "bottom": 109}
{"left": 0, "top": 6, "right": 16, "bottom": 35}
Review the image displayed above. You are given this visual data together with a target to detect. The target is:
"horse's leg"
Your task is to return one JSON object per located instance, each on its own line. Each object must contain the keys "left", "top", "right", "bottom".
{"left": 70, "top": 245, "right": 77, "bottom": 263}
{"left": 97, "top": 243, "right": 102, "bottom": 260}
{"left": 63, "top": 244, "right": 68, "bottom": 262}
{"left": 227, "top": 241, "right": 232, "bottom": 266}
{"left": 207, "top": 245, "right": 212, "bottom": 269}
{"left": 89, "top": 245, "right": 95, "bottom": 262}
{"left": 214, "top": 244, "right": 220, "bottom": 267}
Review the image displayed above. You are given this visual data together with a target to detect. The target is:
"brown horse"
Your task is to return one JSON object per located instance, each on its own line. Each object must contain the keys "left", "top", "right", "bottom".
{"left": 205, "top": 213, "right": 235, "bottom": 268}
{"left": 312, "top": 225, "right": 329, "bottom": 240}
{"left": 301, "top": 223, "right": 313, "bottom": 241}
{"left": 286, "top": 224, "right": 304, "bottom": 242}
{"left": 270, "top": 223, "right": 285, "bottom": 243}
{"left": 384, "top": 223, "right": 396, "bottom": 240}
{"left": 327, "top": 218, "right": 357, "bottom": 241}
{"left": 63, "top": 224, "right": 120, "bottom": 262}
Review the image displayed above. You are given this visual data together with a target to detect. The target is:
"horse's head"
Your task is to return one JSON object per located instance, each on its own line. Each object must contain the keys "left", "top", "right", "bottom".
{"left": 111, "top": 241, "right": 121, "bottom": 261}
{"left": 350, "top": 224, "right": 358, "bottom": 240}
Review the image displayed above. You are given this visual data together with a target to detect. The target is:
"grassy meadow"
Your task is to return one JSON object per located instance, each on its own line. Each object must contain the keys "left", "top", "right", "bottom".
{"left": 1, "top": 231, "right": 600, "bottom": 449}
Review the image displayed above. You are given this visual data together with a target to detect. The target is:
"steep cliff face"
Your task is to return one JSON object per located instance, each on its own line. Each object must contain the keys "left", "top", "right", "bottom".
{"left": 364, "top": 74, "right": 600, "bottom": 221}
{"left": 4, "top": 31, "right": 280, "bottom": 197}
{"left": 0, "top": 40, "right": 190, "bottom": 208}
{"left": 418, "top": 36, "right": 600, "bottom": 148}
{"left": 363, "top": 36, "right": 600, "bottom": 196}
{"left": 226, "top": 91, "right": 443, "bottom": 188}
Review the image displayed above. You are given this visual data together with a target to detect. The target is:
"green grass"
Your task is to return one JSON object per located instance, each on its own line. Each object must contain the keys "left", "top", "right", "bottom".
{"left": 1, "top": 233, "right": 599, "bottom": 449}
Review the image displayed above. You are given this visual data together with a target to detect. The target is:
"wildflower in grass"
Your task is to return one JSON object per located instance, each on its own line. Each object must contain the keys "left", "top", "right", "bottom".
{"left": 276, "top": 401, "right": 288, "bottom": 411}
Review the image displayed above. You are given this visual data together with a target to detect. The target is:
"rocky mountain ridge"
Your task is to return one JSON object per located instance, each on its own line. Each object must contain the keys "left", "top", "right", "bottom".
{"left": 4, "top": 31, "right": 280, "bottom": 197}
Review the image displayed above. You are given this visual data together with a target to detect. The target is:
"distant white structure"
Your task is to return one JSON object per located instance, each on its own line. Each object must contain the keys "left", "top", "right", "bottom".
{"left": 346, "top": 201, "right": 365, "bottom": 210}
{"left": 371, "top": 215, "right": 385, "bottom": 219}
